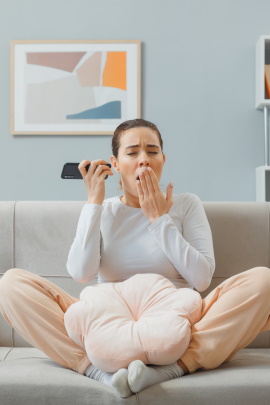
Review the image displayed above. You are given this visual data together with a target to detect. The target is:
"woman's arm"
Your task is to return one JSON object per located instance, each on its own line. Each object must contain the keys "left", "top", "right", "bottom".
{"left": 66, "top": 203, "right": 102, "bottom": 283}
{"left": 147, "top": 192, "right": 215, "bottom": 292}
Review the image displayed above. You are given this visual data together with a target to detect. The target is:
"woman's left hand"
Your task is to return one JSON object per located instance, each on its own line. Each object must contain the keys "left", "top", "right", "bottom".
{"left": 136, "top": 167, "right": 174, "bottom": 224}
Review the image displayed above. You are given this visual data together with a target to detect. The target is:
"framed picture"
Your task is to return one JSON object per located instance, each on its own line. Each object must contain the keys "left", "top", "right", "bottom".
{"left": 10, "top": 40, "right": 141, "bottom": 135}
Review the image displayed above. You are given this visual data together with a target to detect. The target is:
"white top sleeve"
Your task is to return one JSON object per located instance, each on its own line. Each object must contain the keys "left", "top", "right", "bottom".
{"left": 66, "top": 203, "right": 102, "bottom": 283}
{"left": 148, "top": 193, "right": 215, "bottom": 292}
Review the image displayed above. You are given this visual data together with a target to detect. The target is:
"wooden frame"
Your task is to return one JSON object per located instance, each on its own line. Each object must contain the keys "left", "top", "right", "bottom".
{"left": 10, "top": 40, "right": 141, "bottom": 135}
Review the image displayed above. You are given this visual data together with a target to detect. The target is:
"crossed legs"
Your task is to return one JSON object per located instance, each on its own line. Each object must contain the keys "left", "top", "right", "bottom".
{"left": 1, "top": 266, "right": 270, "bottom": 392}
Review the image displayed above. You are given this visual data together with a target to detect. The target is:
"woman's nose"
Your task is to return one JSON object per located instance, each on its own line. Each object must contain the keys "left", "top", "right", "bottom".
{"left": 139, "top": 154, "right": 150, "bottom": 167}
{"left": 139, "top": 161, "right": 149, "bottom": 167}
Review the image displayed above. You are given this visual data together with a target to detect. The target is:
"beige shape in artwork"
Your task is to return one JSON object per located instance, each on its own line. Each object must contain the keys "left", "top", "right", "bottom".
{"left": 25, "top": 76, "right": 98, "bottom": 124}
{"left": 76, "top": 52, "right": 102, "bottom": 86}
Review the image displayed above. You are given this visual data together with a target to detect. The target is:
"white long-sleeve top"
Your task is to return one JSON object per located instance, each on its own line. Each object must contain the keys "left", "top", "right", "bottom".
{"left": 66, "top": 192, "right": 215, "bottom": 292}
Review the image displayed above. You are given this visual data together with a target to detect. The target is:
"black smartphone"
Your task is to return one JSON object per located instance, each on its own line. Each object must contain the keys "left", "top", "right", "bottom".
{"left": 61, "top": 162, "right": 111, "bottom": 180}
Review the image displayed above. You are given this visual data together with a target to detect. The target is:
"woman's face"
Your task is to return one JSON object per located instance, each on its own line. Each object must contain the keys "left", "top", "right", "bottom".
{"left": 110, "top": 127, "right": 166, "bottom": 199}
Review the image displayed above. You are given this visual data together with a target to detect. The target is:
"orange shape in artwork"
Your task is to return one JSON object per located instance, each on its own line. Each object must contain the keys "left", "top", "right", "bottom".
{"left": 102, "top": 52, "right": 126, "bottom": 90}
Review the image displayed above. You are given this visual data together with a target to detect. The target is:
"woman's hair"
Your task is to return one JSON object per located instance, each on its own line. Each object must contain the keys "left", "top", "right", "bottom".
{"left": 112, "top": 118, "right": 164, "bottom": 190}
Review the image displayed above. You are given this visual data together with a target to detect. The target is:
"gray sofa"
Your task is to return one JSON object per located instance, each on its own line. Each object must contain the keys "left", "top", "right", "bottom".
{"left": 1, "top": 200, "right": 270, "bottom": 405}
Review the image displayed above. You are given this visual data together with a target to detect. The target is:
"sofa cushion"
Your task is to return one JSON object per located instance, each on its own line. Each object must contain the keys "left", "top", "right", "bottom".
{"left": 1, "top": 347, "right": 270, "bottom": 405}
{"left": 64, "top": 273, "right": 202, "bottom": 372}
{"left": 0, "top": 347, "right": 136, "bottom": 405}
{"left": 137, "top": 348, "right": 270, "bottom": 405}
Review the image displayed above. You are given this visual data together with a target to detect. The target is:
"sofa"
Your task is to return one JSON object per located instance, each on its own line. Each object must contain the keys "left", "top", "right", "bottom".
{"left": 0, "top": 199, "right": 270, "bottom": 405}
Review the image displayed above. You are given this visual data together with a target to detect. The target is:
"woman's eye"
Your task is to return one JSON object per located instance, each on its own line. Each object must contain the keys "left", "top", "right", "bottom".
{"left": 127, "top": 152, "right": 158, "bottom": 155}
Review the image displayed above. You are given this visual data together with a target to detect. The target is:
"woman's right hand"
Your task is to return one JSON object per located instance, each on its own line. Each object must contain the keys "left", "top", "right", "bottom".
{"left": 78, "top": 159, "right": 114, "bottom": 205}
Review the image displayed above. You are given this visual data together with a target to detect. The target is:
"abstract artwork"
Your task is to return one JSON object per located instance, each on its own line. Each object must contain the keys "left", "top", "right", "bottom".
{"left": 10, "top": 40, "right": 141, "bottom": 135}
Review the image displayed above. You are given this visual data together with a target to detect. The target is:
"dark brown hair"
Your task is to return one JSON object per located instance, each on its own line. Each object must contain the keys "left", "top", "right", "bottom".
{"left": 112, "top": 119, "right": 164, "bottom": 190}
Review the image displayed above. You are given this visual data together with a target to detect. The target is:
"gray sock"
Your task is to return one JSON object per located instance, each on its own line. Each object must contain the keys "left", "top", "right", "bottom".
{"left": 128, "top": 360, "right": 184, "bottom": 393}
{"left": 84, "top": 364, "right": 133, "bottom": 398}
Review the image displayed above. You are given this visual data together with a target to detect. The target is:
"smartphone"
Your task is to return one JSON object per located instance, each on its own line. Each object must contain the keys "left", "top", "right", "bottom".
{"left": 61, "top": 162, "right": 111, "bottom": 180}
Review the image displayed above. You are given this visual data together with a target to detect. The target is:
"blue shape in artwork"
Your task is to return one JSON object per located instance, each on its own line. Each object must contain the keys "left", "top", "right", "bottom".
{"left": 66, "top": 101, "right": 121, "bottom": 119}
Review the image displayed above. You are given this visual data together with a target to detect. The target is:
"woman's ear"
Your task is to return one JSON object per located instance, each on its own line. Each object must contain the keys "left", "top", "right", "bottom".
{"left": 110, "top": 155, "right": 120, "bottom": 173}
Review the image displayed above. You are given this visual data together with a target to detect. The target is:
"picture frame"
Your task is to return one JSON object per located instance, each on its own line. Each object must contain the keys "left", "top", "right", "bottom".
{"left": 10, "top": 40, "right": 141, "bottom": 135}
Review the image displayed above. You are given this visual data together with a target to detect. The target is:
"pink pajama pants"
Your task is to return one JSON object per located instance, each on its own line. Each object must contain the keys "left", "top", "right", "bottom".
{"left": 0, "top": 266, "right": 270, "bottom": 375}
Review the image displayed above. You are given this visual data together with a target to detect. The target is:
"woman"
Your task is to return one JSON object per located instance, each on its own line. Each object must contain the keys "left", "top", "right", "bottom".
{"left": 0, "top": 118, "right": 270, "bottom": 399}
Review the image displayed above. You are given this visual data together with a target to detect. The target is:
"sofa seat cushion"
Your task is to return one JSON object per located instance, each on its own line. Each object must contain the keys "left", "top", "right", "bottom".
{"left": 136, "top": 348, "right": 270, "bottom": 405}
{"left": 64, "top": 273, "right": 202, "bottom": 372}
{"left": 1, "top": 347, "right": 270, "bottom": 404}
{"left": 0, "top": 347, "right": 136, "bottom": 405}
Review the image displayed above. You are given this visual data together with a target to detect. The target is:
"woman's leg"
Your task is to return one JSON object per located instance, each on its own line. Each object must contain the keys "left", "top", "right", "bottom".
{"left": 0, "top": 268, "right": 90, "bottom": 374}
{"left": 179, "top": 266, "right": 270, "bottom": 373}
{"left": 0, "top": 268, "right": 133, "bottom": 398}
{"left": 128, "top": 266, "right": 270, "bottom": 393}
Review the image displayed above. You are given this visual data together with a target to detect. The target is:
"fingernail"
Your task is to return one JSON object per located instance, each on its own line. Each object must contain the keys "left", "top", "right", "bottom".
{"left": 142, "top": 167, "right": 147, "bottom": 171}
{"left": 147, "top": 167, "right": 152, "bottom": 171}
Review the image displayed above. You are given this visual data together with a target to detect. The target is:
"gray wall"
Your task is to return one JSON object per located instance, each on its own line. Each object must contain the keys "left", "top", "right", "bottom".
{"left": 0, "top": 0, "right": 268, "bottom": 202}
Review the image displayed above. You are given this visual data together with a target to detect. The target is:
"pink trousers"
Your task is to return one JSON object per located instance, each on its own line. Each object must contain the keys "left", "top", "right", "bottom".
{"left": 0, "top": 266, "right": 270, "bottom": 375}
